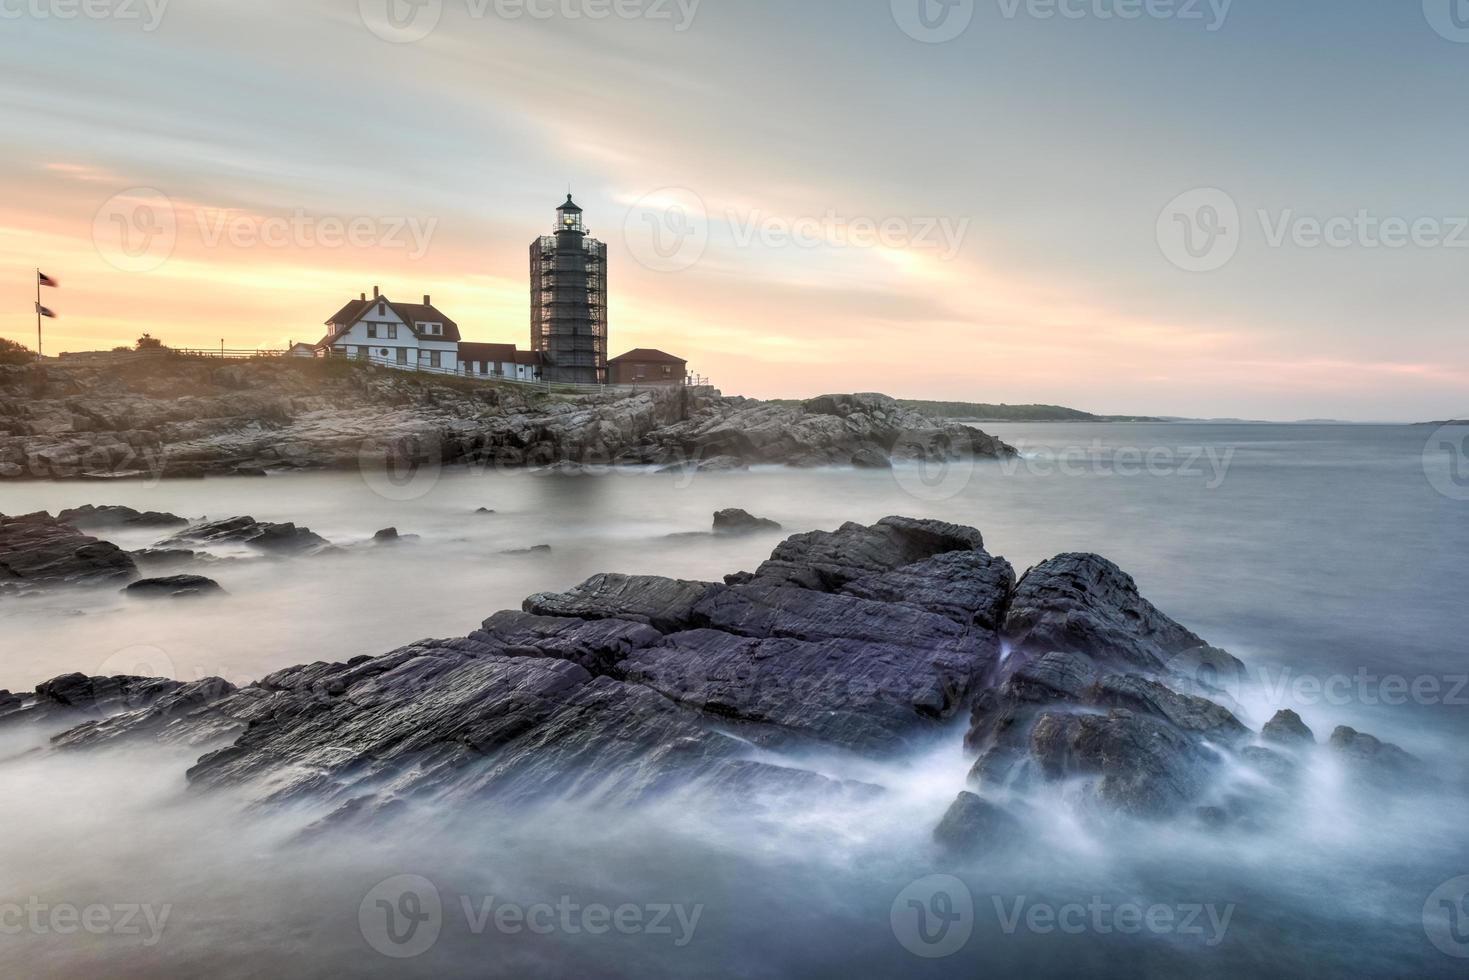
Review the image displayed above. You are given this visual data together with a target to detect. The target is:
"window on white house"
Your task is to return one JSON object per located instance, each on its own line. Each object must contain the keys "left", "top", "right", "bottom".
{"left": 397, "top": 349, "right": 408, "bottom": 364}
{"left": 388, "top": 325, "right": 397, "bottom": 339}
{"left": 429, "top": 351, "right": 441, "bottom": 368}
{"left": 367, "top": 325, "right": 379, "bottom": 339}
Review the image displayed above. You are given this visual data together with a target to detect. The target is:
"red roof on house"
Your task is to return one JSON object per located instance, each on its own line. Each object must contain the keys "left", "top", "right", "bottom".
{"left": 608, "top": 348, "right": 686, "bottom": 365}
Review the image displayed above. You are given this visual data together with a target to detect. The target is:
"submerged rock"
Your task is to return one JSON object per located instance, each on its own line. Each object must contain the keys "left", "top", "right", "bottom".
{"left": 1328, "top": 726, "right": 1427, "bottom": 785}
{"left": 1262, "top": 709, "right": 1315, "bottom": 748}
{"left": 56, "top": 504, "right": 188, "bottom": 530}
{"left": 0, "top": 673, "right": 206, "bottom": 731}
{"left": 165, "top": 516, "right": 329, "bottom": 555}
{"left": 123, "top": 575, "right": 225, "bottom": 599}
{"left": 934, "top": 791, "right": 1022, "bottom": 855}
{"left": 0, "top": 511, "right": 137, "bottom": 592}
{"left": 712, "top": 508, "right": 781, "bottom": 534}
{"left": 1029, "top": 708, "right": 1219, "bottom": 817}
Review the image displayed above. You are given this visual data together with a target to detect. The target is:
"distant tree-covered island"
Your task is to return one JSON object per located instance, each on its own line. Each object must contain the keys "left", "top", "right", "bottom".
{"left": 896, "top": 400, "right": 1166, "bottom": 423}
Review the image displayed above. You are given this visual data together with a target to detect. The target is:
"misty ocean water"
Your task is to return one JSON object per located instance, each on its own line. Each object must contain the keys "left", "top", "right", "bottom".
{"left": 1, "top": 422, "right": 1466, "bottom": 978}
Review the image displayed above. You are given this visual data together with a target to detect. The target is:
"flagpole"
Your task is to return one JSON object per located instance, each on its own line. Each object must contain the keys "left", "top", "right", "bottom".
{"left": 36, "top": 267, "right": 42, "bottom": 359}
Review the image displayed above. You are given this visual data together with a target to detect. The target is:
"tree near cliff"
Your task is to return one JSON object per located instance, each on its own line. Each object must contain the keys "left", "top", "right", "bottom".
{"left": 136, "top": 334, "right": 164, "bottom": 350}
{"left": 0, "top": 337, "right": 36, "bottom": 365}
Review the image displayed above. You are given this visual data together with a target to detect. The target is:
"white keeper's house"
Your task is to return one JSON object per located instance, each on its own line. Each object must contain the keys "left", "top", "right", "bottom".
{"left": 319, "top": 287, "right": 461, "bottom": 373}
{"left": 318, "top": 286, "right": 543, "bottom": 380}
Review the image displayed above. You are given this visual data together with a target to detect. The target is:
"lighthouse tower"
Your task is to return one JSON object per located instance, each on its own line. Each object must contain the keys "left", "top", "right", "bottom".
{"left": 530, "top": 195, "right": 608, "bottom": 384}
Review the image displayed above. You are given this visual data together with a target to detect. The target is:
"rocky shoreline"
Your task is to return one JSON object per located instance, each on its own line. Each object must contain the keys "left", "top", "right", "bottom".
{"left": 0, "top": 515, "right": 1424, "bottom": 848}
{"left": 0, "top": 358, "right": 1013, "bottom": 480}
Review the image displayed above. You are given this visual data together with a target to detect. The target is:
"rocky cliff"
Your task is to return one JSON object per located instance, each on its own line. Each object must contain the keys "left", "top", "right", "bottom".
{"left": 0, "top": 357, "right": 1013, "bottom": 480}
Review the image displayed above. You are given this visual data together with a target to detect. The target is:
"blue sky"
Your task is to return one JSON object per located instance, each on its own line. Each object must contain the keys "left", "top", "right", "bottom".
{"left": 1, "top": 0, "right": 1465, "bottom": 419}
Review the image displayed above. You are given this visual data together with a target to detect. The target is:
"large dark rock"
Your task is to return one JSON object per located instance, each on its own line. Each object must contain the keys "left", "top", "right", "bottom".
{"left": 1, "top": 514, "right": 1436, "bottom": 837}
{"left": 1003, "top": 553, "right": 1205, "bottom": 673}
{"left": 745, "top": 516, "right": 987, "bottom": 592}
{"left": 1328, "top": 726, "right": 1427, "bottom": 786}
{"left": 623, "top": 622, "right": 995, "bottom": 753}
{"left": 1262, "top": 709, "right": 1315, "bottom": 748}
{"left": 57, "top": 504, "right": 188, "bottom": 530}
{"left": 0, "top": 673, "right": 201, "bottom": 731}
{"left": 50, "top": 677, "right": 238, "bottom": 748}
{"left": 841, "top": 550, "right": 1014, "bottom": 629}
{"left": 933, "top": 791, "right": 1022, "bottom": 855}
{"left": 712, "top": 508, "right": 781, "bottom": 534}
{"left": 467, "top": 610, "right": 662, "bottom": 676}
{"left": 1089, "top": 674, "right": 1250, "bottom": 744}
{"left": 165, "top": 516, "right": 329, "bottom": 555}
{"left": 123, "top": 574, "right": 225, "bottom": 599}
{"left": 0, "top": 511, "right": 137, "bottom": 591}
{"left": 166, "top": 647, "right": 864, "bottom": 814}
{"left": 1029, "top": 708, "right": 1220, "bottom": 817}
{"left": 524, "top": 574, "right": 719, "bottom": 633}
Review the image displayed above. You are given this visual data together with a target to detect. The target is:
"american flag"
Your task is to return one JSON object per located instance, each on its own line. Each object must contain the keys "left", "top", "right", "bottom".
{"left": 38, "top": 271, "right": 58, "bottom": 288}
{"left": 36, "top": 303, "right": 57, "bottom": 319}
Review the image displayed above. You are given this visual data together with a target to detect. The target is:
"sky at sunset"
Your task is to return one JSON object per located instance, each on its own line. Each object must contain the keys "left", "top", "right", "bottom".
{"left": 2, "top": 0, "right": 1466, "bottom": 420}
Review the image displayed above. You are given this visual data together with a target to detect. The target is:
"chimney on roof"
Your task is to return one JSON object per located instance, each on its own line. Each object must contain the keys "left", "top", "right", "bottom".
{"left": 373, "top": 285, "right": 380, "bottom": 299}
{"left": 423, "top": 294, "right": 431, "bottom": 305}
{"left": 360, "top": 292, "right": 366, "bottom": 301}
